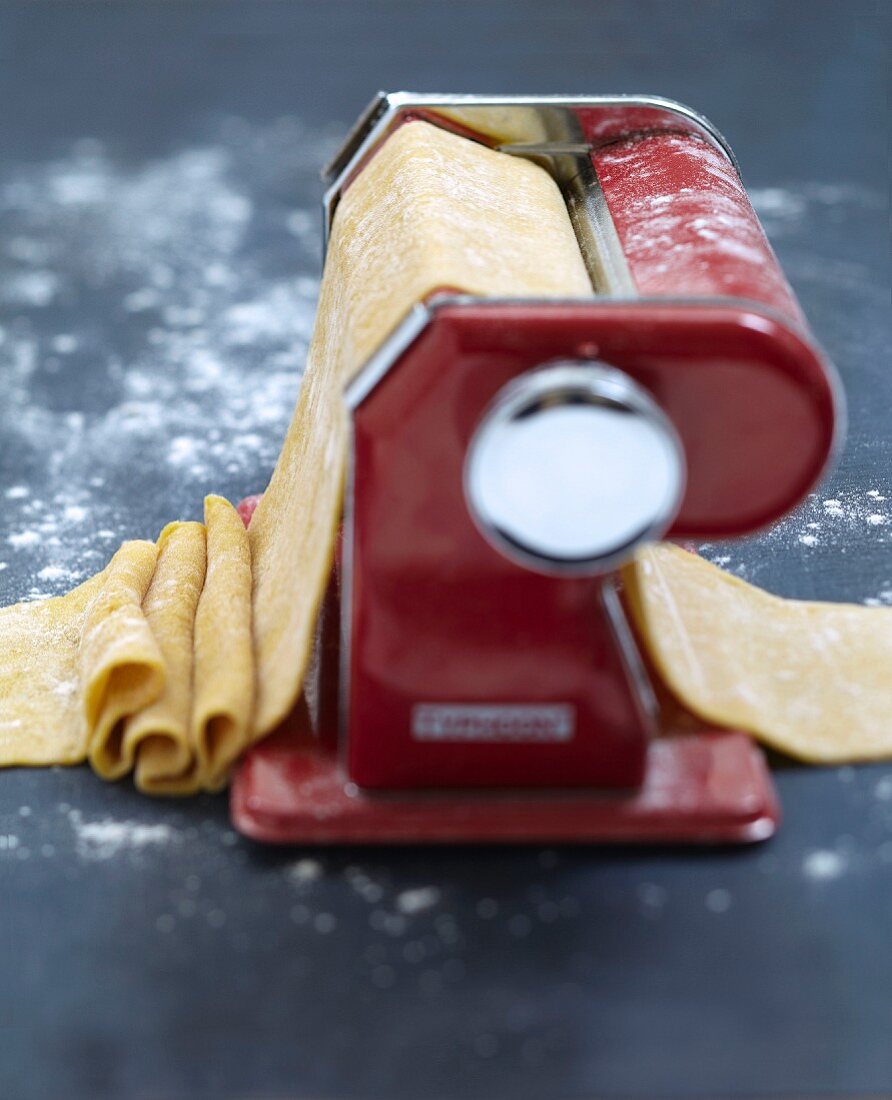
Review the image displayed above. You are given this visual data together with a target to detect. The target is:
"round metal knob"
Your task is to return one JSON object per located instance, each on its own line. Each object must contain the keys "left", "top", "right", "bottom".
{"left": 463, "top": 361, "right": 686, "bottom": 575}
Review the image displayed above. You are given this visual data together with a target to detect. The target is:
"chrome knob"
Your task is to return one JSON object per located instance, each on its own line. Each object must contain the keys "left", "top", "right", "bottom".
{"left": 463, "top": 361, "right": 686, "bottom": 575}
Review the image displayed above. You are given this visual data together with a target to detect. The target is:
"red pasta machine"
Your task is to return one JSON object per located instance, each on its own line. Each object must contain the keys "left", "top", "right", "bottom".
{"left": 231, "top": 94, "right": 842, "bottom": 845}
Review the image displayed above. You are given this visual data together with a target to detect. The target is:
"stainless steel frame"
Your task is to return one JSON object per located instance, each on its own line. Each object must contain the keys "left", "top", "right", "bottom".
{"left": 322, "top": 92, "right": 739, "bottom": 250}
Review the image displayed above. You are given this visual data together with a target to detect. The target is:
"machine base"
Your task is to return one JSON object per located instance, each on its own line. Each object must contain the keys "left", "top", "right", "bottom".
{"left": 231, "top": 725, "right": 780, "bottom": 845}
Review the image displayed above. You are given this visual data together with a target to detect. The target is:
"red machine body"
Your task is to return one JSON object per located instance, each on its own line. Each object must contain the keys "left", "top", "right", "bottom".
{"left": 345, "top": 301, "right": 835, "bottom": 793}
{"left": 231, "top": 94, "right": 841, "bottom": 845}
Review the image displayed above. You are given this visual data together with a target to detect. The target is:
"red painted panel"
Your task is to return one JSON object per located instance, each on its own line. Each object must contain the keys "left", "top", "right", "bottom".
{"left": 345, "top": 301, "right": 836, "bottom": 790}
{"left": 232, "top": 725, "right": 780, "bottom": 845}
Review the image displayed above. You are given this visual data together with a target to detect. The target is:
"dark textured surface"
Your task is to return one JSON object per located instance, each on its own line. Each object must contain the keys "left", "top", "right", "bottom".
{"left": 0, "top": 3, "right": 889, "bottom": 1098}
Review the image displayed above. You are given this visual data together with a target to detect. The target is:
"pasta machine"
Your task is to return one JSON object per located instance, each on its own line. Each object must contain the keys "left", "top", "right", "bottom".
{"left": 231, "top": 93, "right": 842, "bottom": 844}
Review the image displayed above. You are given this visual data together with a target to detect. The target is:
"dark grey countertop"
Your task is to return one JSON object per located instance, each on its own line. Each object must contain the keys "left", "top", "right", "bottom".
{"left": 0, "top": 3, "right": 889, "bottom": 1098}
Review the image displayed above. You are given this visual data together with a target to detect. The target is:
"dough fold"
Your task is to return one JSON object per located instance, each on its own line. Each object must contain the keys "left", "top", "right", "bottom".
{"left": 82, "top": 539, "right": 164, "bottom": 778}
{"left": 128, "top": 522, "right": 207, "bottom": 795}
{"left": 192, "top": 495, "right": 254, "bottom": 791}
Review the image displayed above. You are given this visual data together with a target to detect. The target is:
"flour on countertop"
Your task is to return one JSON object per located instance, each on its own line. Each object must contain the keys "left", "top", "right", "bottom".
{"left": 750, "top": 183, "right": 886, "bottom": 233}
{"left": 692, "top": 179, "right": 889, "bottom": 602}
{"left": 1, "top": 118, "right": 338, "bottom": 601}
{"left": 699, "top": 486, "right": 891, "bottom": 605}
{"left": 67, "top": 808, "right": 179, "bottom": 860}
{"left": 802, "top": 848, "right": 847, "bottom": 881}
{"left": 286, "top": 857, "right": 323, "bottom": 884}
{"left": 396, "top": 886, "right": 442, "bottom": 914}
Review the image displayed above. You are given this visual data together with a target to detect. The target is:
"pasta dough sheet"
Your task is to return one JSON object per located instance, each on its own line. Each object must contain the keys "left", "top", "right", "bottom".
{"left": 246, "top": 119, "right": 593, "bottom": 735}
{"left": 0, "top": 568, "right": 109, "bottom": 766}
{"left": 625, "top": 544, "right": 892, "bottom": 763}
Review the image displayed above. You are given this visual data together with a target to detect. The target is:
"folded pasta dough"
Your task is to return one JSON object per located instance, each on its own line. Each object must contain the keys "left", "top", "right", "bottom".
{"left": 192, "top": 495, "right": 254, "bottom": 791}
{"left": 625, "top": 544, "right": 892, "bottom": 763}
{"left": 247, "top": 119, "right": 593, "bottom": 736}
{"left": 127, "top": 522, "right": 207, "bottom": 795}
{"left": 82, "top": 539, "right": 164, "bottom": 778}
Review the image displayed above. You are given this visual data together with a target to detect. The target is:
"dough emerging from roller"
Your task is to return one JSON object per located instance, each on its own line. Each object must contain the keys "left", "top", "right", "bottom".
{"left": 247, "top": 120, "right": 593, "bottom": 734}
{"left": 625, "top": 545, "right": 892, "bottom": 764}
{"left": 0, "top": 118, "right": 889, "bottom": 790}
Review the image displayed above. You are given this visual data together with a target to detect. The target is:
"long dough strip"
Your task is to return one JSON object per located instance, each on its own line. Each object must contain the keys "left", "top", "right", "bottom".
{"left": 625, "top": 544, "right": 892, "bottom": 763}
{"left": 247, "top": 119, "right": 592, "bottom": 736}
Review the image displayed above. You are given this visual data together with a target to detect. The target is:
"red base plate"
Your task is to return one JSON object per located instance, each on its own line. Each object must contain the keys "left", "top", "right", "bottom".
{"left": 231, "top": 726, "right": 780, "bottom": 845}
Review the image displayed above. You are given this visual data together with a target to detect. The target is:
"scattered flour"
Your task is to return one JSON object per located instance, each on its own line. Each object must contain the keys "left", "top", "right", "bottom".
{"left": 395, "top": 886, "right": 442, "bottom": 914}
{"left": 874, "top": 775, "right": 892, "bottom": 802}
{"left": 806, "top": 490, "right": 892, "bottom": 545}
{"left": 0, "top": 118, "right": 336, "bottom": 601}
{"left": 750, "top": 182, "right": 885, "bottom": 236}
{"left": 36, "top": 564, "right": 74, "bottom": 583}
{"left": 345, "top": 864, "right": 386, "bottom": 904}
{"left": 802, "top": 848, "right": 846, "bottom": 881}
{"left": 286, "top": 857, "right": 323, "bottom": 884}
{"left": 704, "top": 888, "right": 732, "bottom": 913}
{"left": 863, "top": 588, "right": 892, "bottom": 609}
{"left": 68, "top": 809, "right": 178, "bottom": 860}
{"left": 7, "top": 530, "right": 41, "bottom": 549}
{"left": 700, "top": 486, "right": 892, "bottom": 604}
